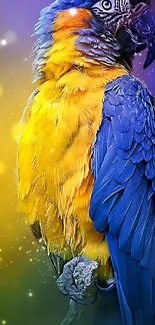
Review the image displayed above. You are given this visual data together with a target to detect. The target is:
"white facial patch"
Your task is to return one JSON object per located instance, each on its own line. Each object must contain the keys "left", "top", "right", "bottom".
{"left": 92, "top": 0, "right": 131, "bottom": 14}
{"left": 92, "top": 0, "right": 115, "bottom": 14}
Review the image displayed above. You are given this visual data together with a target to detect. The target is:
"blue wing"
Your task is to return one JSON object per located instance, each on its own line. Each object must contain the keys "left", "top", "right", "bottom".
{"left": 90, "top": 75, "right": 155, "bottom": 325}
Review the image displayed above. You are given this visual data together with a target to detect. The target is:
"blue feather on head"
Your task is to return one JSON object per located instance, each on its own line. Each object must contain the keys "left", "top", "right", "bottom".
{"left": 32, "top": 0, "right": 98, "bottom": 82}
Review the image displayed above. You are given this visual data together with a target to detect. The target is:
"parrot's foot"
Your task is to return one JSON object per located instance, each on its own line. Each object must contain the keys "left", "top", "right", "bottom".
{"left": 56, "top": 257, "right": 99, "bottom": 305}
{"left": 60, "top": 299, "right": 82, "bottom": 325}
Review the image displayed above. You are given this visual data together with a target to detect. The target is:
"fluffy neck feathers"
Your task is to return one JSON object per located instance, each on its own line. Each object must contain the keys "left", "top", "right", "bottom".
{"left": 33, "top": 8, "right": 125, "bottom": 83}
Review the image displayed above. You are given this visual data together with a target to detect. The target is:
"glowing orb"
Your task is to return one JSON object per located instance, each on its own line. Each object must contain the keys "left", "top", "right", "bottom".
{"left": 69, "top": 8, "right": 78, "bottom": 16}
{"left": 1, "top": 40, "right": 7, "bottom": 46}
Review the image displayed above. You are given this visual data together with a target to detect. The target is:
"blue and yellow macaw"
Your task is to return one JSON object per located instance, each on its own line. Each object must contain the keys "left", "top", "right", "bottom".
{"left": 18, "top": 0, "right": 155, "bottom": 324}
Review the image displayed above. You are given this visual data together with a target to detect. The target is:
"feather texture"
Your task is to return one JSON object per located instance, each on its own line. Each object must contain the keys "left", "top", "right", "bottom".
{"left": 90, "top": 75, "right": 155, "bottom": 324}
{"left": 18, "top": 8, "right": 128, "bottom": 279}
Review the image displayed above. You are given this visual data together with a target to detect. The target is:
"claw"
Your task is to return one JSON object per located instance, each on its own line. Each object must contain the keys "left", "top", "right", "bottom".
{"left": 56, "top": 257, "right": 99, "bottom": 305}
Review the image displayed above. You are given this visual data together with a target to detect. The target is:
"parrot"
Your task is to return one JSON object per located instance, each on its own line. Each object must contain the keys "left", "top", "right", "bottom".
{"left": 17, "top": 0, "right": 155, "bottom": 324}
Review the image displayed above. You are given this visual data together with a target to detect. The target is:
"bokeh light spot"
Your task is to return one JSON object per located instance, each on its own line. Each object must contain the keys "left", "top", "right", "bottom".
{"left": 28, "top": 291, "right": 33, "bottom": 297}
{"left": 0, "top": 31, "right": 17, "bottom": 49}
{"left": 69, "top": 8, "right": 78, "bottom": 16}
{"left": 1, "top": 39, "right": 7, "bottom": 46}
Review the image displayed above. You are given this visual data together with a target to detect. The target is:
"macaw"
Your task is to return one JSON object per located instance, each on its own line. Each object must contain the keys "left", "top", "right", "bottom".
{"left": 17, "top": 0, "right": 155, "bottom": 324}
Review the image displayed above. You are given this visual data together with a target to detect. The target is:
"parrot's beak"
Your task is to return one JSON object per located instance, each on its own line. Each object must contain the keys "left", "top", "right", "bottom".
{"left": 130, "top": 3, "right": 155, "bottom": 68}
{"left": 115, "top": 3, "right": 155, "bottom": 68}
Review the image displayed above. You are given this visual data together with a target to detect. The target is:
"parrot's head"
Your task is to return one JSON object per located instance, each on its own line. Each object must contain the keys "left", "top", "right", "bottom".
{"left": 55, "top": 0, "right": 155, "bottom": 69}
{"left": 89, "top": 0, "right": 155, "bottom": 68}
{"left": 34, "top": 0, "right": 155, "bottom": 82}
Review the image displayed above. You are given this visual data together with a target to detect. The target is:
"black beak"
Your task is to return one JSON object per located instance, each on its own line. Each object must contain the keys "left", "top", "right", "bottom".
{"left": 115, "top": 3, "right": 155, "bottom": 69}
{"left": 129, "top": 3, "right": 155, "bottom": 68}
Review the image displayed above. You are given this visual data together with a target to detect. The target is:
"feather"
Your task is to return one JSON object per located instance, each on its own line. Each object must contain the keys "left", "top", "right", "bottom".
{"left": 18, "top": 9, "right": 128, "bottom": 274}
{"left": 90, "top": 74, "right": 155, "bottom": 325}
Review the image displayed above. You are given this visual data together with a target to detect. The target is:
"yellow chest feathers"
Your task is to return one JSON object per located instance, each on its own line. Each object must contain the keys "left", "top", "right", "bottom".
{"left": 18, "top": 8, "right": 128, "bottom": 274}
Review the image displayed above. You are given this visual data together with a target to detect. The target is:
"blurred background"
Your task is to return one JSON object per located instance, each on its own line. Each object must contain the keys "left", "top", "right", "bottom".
{"left": 0, "top": 1, "right": 155, "bottom": 325}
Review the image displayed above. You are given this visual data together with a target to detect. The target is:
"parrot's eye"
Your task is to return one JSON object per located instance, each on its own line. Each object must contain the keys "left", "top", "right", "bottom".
{"left": 101, "top": 0, "right": 112, "bottom": 10}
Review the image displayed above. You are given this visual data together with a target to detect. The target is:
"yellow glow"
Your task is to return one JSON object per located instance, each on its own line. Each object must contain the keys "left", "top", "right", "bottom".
{"left": 0, "top": 161, "right": 6, "bottom": 176}
{"left": 11, "top": 121, "right": 26, "bottom": 141}
{"left": 0, "top": 85, "right": 3, "bottom": 97}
